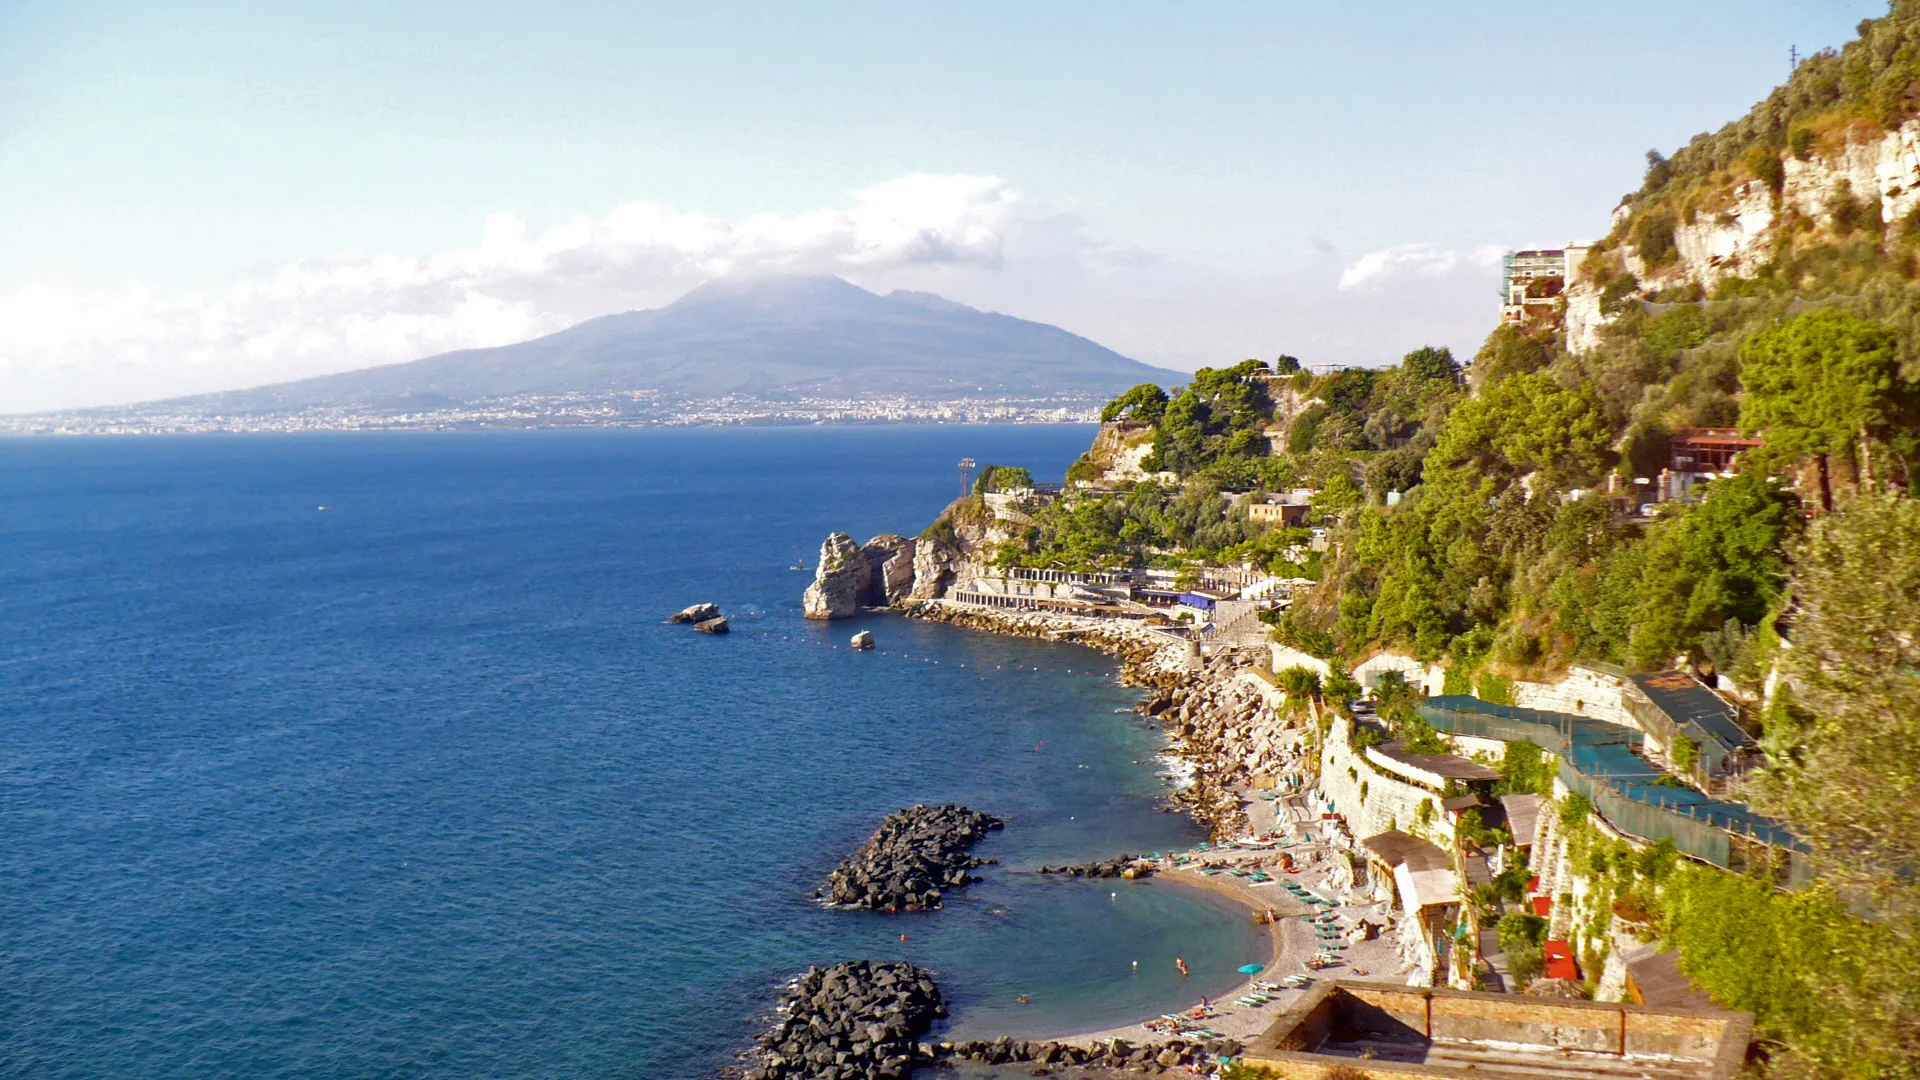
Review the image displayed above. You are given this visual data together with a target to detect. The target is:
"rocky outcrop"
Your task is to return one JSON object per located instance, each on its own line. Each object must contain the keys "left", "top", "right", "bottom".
{"left": 908, "top": 536, "right": 956, "bottom": 600}
{"left": 803, "top": 533, "right": 869, "bottom": 620}
{"left": 819, "top": 805, "right": 1003, "bottom": 911}
{"left": 860, "top": 535, "right": 916, "bottom": 605}
{"left": 745, "top": 961, "right": 944, "bottom": 1080}
{"left": 668, "top": 603, "right": 721, "bottom": 624}
{"left": 743, "top": 962, "right": 1242, "bottom": 1080}
{"left": 804, "top": 533, "right": 921, "bottom": 618}
{"left": 1071, "top": 420, "right": 1159, "bottom": 486}
{"left": 1569, "top": 116, "right": 1920, "bottom": 351}
{"left": 694, "top": 617, "right": 730, "bottom": 634}
{"left": 850, "top": 630, "right": 875, "bottom": 650}
{"left": 1035, "top": 855, "right": 1154, "bottom": 879}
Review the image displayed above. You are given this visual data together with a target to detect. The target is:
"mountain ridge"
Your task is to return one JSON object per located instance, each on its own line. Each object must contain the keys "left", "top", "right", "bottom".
{"left": 125, "top": 275, "right": 1184, "bottom": 417}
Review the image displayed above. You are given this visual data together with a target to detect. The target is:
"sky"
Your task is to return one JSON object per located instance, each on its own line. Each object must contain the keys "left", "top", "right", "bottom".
{"left": 0, "top": 0, "right": 1888, "bottom": 413}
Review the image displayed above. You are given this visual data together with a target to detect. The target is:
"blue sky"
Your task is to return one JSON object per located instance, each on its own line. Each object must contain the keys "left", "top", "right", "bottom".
{"left": 0, "top": 1, "right": 1886, "bottom": 411}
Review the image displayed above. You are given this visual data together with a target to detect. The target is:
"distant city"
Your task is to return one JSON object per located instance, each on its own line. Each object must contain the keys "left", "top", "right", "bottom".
{"left": 1, "top": 391, "right": 1106, "bottom": 435}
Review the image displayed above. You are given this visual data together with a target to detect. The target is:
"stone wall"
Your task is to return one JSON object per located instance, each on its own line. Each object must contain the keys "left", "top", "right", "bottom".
{"left": 1510, "top": 665, "right": 1637, "bottom": 730}
{"left": 1268, "top": 644, "right": 1331, "bottom": 680}
{"left": 1319, "top": 713, "right": 1454, "bottom": 850}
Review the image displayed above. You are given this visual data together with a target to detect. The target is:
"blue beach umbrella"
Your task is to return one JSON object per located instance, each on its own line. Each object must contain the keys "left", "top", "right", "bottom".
{"left": 1237, "top": 964, "right": 1264, "bottom": 973}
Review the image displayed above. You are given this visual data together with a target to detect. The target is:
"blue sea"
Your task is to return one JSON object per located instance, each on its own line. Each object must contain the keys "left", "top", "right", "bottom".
{"left": 0, "top": 427, "right": 1262, "bottom": 1079}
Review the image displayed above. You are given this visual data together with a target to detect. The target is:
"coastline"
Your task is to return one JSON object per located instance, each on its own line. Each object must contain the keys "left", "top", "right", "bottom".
{"left": 893, "top": 598, "right": 1406, "bottom": 1047}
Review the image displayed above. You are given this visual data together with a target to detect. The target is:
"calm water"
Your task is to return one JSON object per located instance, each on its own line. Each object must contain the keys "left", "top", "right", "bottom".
{"left": 0, "top": 428, "right": 1262, "bottom": 1079}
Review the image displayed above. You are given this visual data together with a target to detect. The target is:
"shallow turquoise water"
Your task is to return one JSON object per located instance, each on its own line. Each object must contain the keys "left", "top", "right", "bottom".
{"left": 0, "top": 427, "right": 1263, "bottom": 1078}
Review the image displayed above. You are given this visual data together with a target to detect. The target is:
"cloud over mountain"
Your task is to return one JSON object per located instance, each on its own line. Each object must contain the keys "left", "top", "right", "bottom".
{"left": 1, "top": 176, "right": 1512, "bottom": 414}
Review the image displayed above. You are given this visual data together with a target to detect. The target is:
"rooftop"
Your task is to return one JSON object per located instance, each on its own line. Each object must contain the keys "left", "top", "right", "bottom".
{"left": 1243, "top": 981, "right": 1752, "bottom": 1080}
{"left": 1367, "top": 742, "right": 1505, "bottom": 786}
{"left": 1631, "top": 671, "right": 1754, "bottom": 752}
{"left": 1360, "top": 829, "right": 1451, "bottom": 873}
{"left": 1500, "top": 793, "right": 1544, "bottom": 845}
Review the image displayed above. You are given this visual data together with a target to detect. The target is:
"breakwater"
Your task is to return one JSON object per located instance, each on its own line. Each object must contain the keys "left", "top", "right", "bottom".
{"left": 1035, "top": 855, "right": 1155, "bottom": 879}
{"left": 746, "top": 962, "right": 944, "bottom": 1080}
{"left": 818, "top": 805, "right": 1003, "bottom": 911}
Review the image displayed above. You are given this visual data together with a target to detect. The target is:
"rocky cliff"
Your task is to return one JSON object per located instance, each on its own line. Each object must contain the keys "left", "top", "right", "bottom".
{"left": 802, "top": 532, "right": 929, "bottom": 618}
{"left": 805, "top": 496, "right": 1006, "bottom": 616}
{"left": 1566, "top": 115, "right": 1920, "bottom": 352}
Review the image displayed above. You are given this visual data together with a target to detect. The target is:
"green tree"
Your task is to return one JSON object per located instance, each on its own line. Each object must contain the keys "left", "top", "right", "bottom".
{"left": 973, "top": 465, "right": 1034, "bottom": 494}
{"left": 1153, "top": 361, "right": 1274, "bottom": 475}
{"left": 1622, "top": 471, "right": 1799, "bottom": 668}
{"left": 1099, "top": 383, "right": 1170, "bottom": 424}
{"left": 1759, "top": 495, "right": 1920, "bottom": 926}
{"left": 1738, "top": 310, "right": 1918, "bottom": 499}
{"left": 1276, "top": 665, "right": 1322, "bottom": 702}
{"left": 1401, "top": 345, "right": 1461, "bottom": 384}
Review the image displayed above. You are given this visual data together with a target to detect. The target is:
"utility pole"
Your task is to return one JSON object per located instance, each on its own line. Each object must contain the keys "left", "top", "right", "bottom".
{"left": 1790, "top": 44, "right": 1799, "bottom": 71}
{"left": 958, "top": 458, "right": 976, "bottom": 499}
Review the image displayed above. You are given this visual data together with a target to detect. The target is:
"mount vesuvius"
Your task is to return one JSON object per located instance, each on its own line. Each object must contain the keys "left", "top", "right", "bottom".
{"left": 147, "top": 275, "right": 1185, "bottom": 416}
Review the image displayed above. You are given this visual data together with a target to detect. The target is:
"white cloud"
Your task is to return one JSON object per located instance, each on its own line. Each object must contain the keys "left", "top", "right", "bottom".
{"left": 1337, "top": 242, "right": 1503, "bottom": 291}
{"left": 0, "top": 177, "right": 1515, "bottom": 414}
{"left": 0, "top": 174, "right": 1030, "bottom": 413}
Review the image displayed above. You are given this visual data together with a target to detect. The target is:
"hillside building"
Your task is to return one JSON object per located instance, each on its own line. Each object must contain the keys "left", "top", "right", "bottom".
{"left": 1500, "top": 249, "right": 1568, "bottom": 325}
{"left": 1247, "top": 488, "right": 1317, "bottom": 529}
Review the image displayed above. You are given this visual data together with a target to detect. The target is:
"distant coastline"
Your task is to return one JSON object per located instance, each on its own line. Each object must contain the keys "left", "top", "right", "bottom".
{"left": 0, "top": 394, "right": 1105, "bottom": 435}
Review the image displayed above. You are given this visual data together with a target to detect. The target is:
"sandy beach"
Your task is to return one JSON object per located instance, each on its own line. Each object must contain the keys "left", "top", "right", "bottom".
{"left": 1049, "top": 812, "right": 1408, "bottom": 1048}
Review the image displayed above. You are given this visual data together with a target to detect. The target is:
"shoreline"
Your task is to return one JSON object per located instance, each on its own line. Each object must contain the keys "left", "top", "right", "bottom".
{"left": 892, "top": 599, "right": 1407, "bottom": 1047}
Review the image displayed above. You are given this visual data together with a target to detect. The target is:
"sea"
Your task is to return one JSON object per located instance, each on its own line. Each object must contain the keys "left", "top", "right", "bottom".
{"left": 0, "top": 427, "right": 1264, "bottom": 1080}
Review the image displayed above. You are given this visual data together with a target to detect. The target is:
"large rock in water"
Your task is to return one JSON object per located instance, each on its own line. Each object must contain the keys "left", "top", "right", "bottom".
{"left": 803, "top": 533, "right": 868, "bottom": 619}
{"left": 861, "top": 534, "right": 917, "bottom": 605}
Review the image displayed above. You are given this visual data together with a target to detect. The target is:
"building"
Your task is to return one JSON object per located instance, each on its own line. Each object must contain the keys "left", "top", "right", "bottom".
{"left": 1626, "top": 670, "right": 1759, "bottom": 788}
{"left": 1359, "top": 830, "right": 1462, "bottom": 981}
{"left": 1500, "top": 249, "right": 1568, "bottom": 325}
{"left": 1243, "top": 981, "right": 1753, "bottom": 1079}
{"left": 1663, "top": 427, "right": 1764, "bottom": 502}
{"left": 1247, "top": 488, "right": 1318, "bottom": 529}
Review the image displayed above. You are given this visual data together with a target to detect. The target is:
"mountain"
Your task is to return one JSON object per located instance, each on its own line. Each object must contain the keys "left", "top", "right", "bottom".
{"left": 170, "top": 275, "right": 1185, "bottom": 415}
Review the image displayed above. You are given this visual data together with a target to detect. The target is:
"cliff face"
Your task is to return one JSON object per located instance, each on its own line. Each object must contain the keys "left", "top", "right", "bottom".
{"left": 1070, "top": 421, "right": 1158, "bottom": 486}
{"left": 802, "top": 532, "right": 928, "bottom": 618}
{"left": 805, "top": 497, "right": 1006, "bottom": 614}
{"left": 1567, "top": 117, "right": 1920, "bottom": 351}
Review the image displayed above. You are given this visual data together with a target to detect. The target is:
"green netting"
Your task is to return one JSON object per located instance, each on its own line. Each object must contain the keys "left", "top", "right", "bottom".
{"left": 1420, "top": 696, "right": 1806, "bottom": 876}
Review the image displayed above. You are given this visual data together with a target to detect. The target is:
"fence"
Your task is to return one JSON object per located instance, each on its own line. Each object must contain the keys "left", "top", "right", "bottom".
{"left": 1419, "top": 696, "right": 1810, "bottom": 886}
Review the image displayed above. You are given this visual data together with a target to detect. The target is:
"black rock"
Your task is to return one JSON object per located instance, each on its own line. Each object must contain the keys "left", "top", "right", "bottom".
{"left": 818, "top": 805, "right": 1003, "bottom": 911}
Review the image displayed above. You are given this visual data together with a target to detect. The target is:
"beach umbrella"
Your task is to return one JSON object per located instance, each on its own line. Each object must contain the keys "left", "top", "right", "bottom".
{"left": 1237, "top": 964, "right": 1263, "bottom": 973}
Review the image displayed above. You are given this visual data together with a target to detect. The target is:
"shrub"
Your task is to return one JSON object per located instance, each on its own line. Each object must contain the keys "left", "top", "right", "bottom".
{"left": 1746, "top": 144, "right": 1786, "bottom": 193}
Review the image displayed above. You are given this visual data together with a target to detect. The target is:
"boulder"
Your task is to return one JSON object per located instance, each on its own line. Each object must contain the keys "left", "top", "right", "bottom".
{"left": 693, "top": 617, "right": 730, "bottom": 634}
{"left": 667, "top": 602, "right": 720, "bottom": 624}
{"left": 850, "top": 631, "right": 876, "bottom": 650}
{"left": 804, "top": 533, "right": 869, "bottom": 620}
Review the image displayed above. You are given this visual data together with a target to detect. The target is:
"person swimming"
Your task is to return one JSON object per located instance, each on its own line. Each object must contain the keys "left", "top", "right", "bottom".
{"left": 1175, "top": 957, "right": 1189, "bottom": 977}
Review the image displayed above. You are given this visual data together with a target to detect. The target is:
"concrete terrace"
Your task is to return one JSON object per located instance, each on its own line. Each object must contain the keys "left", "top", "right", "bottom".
{"left": 1243, "top": 981, "right": 1751, "bottom": 1080}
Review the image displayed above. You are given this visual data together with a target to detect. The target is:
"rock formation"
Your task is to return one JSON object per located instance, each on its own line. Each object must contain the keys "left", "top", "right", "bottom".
{"left": 938, "top": 1034, "right": 1243, "bottom": 1072}
{"left": 860, "top": 535, "right": 917, "bottom": 605}
{"left": 1035, "top": 855, "right": 1155, "bottom": 879}
{"left": 667, "top": 603, "right": 720, "bottom": 624}
{"left": 745, "top": 961, "right": 944, "bottom": 1080}
{"left": 850, "top": 630, "right": 875, "bottom": 650}
{"left": 819, "top": 804, "right": 1003, "bottom": 911}
{"left": 743, "top": 960, "right": 1247, "bottom": 1080}
{"left": 804, "top": 533, "right": 924, "bottom": 618}
{"left": 693, "top": 616, "right": 729, "bottom": 634}
{"left": 803, "top": 533, "right": 870, "bottom": 619}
